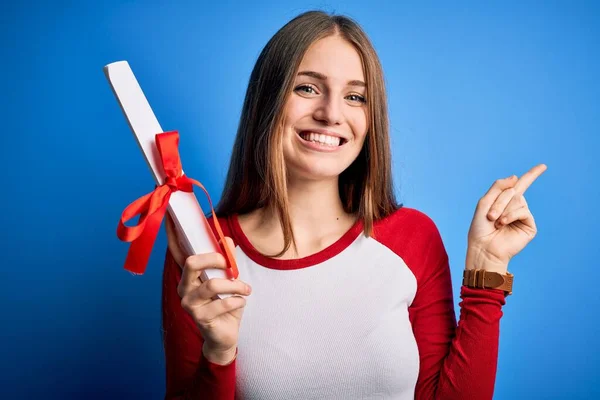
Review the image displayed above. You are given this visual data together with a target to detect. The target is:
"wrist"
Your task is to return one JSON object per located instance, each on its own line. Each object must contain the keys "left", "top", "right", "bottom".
{"left": 202, "top": 343, "right": 238, "bottom": 366}
{"left": 465, "top": 247, "right": 509, "bottom": 274}
{"left": 462, "top": 268, "right": 514, "bottom": 296}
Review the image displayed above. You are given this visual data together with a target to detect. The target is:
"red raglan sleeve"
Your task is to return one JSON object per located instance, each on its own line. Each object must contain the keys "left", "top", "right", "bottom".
{"left": 408, "top": 216, "right": 507, "bottom": 400}
{"left": 161, "top": 247, "right": 237, "bottom": 400}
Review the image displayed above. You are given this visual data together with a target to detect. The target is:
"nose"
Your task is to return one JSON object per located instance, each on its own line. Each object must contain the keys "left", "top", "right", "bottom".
{"left": 313, "top": 94, "right": 344, "bottom": 126}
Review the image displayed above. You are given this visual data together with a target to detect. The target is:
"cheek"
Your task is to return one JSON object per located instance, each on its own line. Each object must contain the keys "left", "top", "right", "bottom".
{"left": 350, "top": 110, "right": 369, "bottom": 140}
{"left": 283, "top": 97, "right": 311, "bottom": 128}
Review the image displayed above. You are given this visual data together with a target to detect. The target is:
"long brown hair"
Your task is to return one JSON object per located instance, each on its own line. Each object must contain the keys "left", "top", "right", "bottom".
{"left": 214, "top": 10, "right": 402, "bottom": 257}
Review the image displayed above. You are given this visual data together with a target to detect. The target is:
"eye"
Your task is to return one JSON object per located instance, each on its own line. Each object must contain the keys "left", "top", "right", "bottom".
{"left": 294, "top": 84, "right": 318, "bottom": 95}
{"left": 346, "top": 93, "right": 366, "bottom": 104}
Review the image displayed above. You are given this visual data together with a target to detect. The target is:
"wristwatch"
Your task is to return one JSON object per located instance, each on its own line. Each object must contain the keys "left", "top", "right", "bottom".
{"left": 463, "top": 269, "right": 514, "bottom": 295}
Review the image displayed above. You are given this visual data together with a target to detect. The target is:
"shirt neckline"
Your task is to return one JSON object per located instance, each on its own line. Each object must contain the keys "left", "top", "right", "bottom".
{"left": 227, "top": 213, "right": 364, "bottom": 270}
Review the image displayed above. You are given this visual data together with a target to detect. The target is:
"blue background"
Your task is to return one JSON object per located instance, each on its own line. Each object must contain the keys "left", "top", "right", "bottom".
{"left": 2, "top": 1, "right": 598, "bottom": 399}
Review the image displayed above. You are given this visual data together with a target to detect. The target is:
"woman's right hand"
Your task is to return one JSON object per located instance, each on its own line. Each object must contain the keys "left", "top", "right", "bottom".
{"left": 166, "top": 213, "right": 251, "bottom": 365}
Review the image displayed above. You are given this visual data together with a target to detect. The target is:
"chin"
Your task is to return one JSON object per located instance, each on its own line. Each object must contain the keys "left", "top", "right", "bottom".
{"left": 283, "top": 143, "right": 362, "bottom": 182}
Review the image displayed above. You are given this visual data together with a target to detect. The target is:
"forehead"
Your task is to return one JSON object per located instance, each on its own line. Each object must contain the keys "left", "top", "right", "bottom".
{"left": 297, "top": 35, "right": 365, "bottom": 82}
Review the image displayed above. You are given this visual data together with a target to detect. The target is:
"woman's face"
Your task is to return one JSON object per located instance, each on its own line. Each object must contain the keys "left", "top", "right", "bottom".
{"left": 281, "top": 34, "right": 368, "bottom": 182}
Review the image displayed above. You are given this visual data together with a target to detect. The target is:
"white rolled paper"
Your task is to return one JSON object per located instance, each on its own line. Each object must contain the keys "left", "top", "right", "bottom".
{"left": 104, "top": 60, "right": 235, "bottom": 299}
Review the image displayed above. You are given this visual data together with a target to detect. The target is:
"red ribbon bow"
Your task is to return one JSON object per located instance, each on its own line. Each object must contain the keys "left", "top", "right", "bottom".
{"left": 116, "top": 130, "right": 238, "bottom": 278}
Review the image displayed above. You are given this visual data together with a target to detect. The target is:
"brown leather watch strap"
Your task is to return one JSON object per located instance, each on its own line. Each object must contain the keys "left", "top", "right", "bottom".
{"left": 462, "top": 269, "right": 514, "bottom": 295}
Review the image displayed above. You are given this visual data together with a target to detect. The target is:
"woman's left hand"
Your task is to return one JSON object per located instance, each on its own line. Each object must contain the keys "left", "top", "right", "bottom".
{"left": 465, "top": 164, "right": 548, "bottom": 274}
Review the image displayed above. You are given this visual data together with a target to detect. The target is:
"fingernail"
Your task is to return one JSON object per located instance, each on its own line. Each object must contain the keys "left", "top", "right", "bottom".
{"left": 246, "top": 285, "right": 252, "bottom": 294}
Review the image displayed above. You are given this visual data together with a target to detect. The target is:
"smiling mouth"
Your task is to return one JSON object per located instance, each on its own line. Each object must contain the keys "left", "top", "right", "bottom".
{"left": 298, "top": 131, "right": 348, "bottom": 147}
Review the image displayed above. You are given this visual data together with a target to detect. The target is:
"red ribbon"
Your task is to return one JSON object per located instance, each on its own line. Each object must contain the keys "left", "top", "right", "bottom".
{"left": 116, "top": 130, "right": 239, "bottom": 279}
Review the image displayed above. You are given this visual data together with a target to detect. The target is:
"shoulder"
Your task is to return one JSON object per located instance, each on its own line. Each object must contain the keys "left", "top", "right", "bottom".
{"left": 373, "top": 205, "right": 442, "bottom": 242}
{"left": 372, "top": 206, "right": 448, "bottom": 279}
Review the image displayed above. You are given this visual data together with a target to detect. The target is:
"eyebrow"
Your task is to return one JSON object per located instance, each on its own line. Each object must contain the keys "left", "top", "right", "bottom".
{"left": 297, "top": 70, "right": 366, "bottom": 87}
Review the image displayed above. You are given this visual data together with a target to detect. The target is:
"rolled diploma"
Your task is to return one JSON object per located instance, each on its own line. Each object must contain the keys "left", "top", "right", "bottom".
{"left": 104, "top": 60, "right": 234, "bottom": 299}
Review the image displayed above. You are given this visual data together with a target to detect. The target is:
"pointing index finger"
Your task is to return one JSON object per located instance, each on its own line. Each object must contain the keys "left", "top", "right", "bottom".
{"left": 514, "top": 163, "right": 548, "bottom": 194}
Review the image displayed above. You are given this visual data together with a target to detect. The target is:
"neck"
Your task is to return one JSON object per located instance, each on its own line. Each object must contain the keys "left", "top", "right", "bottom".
{"left": 286, "top": 176, "right": 348, "bottom": 223}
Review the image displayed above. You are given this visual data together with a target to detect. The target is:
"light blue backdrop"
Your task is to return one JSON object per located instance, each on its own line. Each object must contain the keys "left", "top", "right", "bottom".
{"left": 1, "top": 1, "right": 598, "bottom": 399}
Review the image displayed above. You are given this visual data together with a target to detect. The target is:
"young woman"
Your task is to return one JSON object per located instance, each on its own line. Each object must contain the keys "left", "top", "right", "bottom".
{"left": 161, "top": 10, "right": 546, "bottom": 400}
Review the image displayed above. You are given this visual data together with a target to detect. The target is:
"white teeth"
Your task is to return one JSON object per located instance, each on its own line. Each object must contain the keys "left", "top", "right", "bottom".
{"left": 300, "top": 132, "right": 341, "bottom": 146}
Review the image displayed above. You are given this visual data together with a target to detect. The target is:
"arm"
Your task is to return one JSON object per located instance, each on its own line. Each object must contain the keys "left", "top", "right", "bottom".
{"left": 409, "top": 227, "right": 506, "bottom": 400}
{"left": 162, "top": 248, "right": 237, "bottom": 400}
